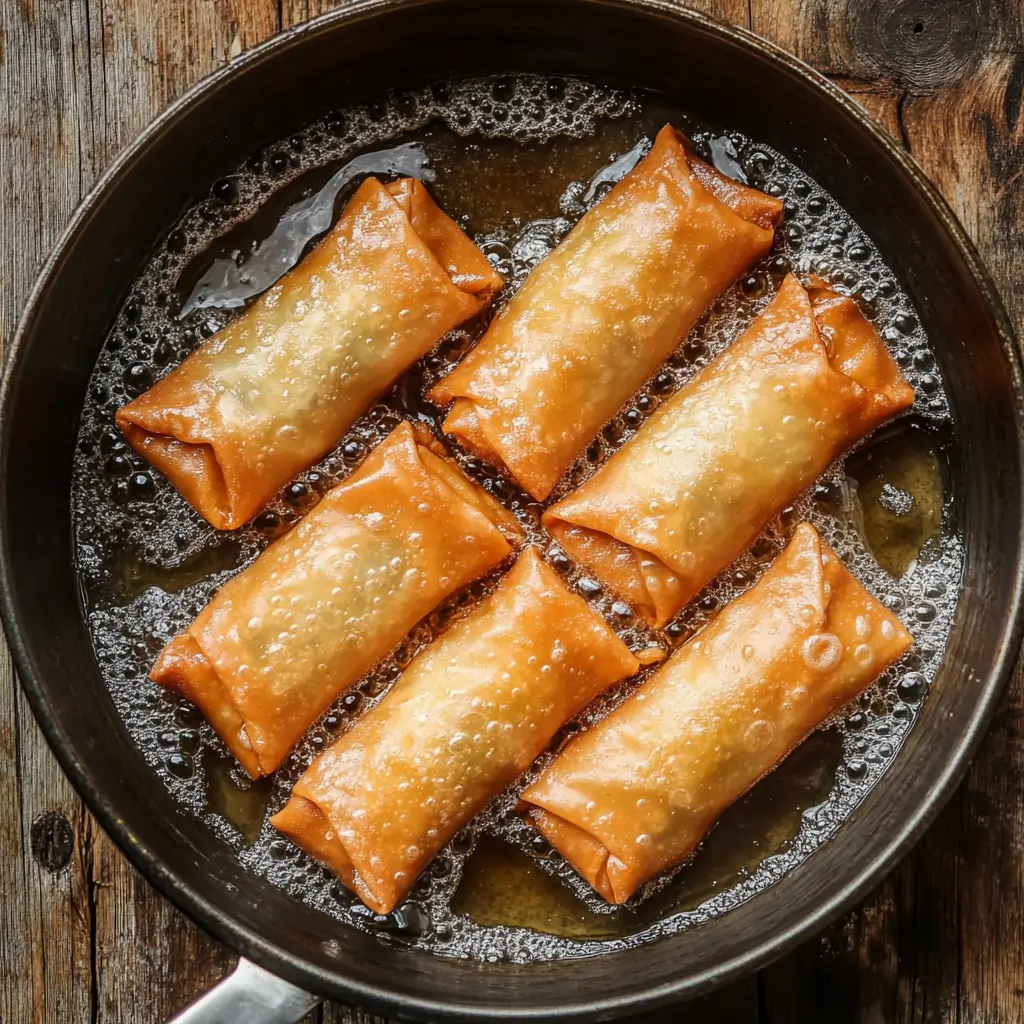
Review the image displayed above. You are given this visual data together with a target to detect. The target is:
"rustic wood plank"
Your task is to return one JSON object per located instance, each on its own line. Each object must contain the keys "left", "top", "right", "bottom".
{"left": 281, "top": 0, "right": 346, "bottom": 23}
{"left": 90, "top": 826, "right": 238, "bottom": 1022}
{"left": 82, "top": 0, "right": 279, "bottom": 167}
{"left": 685, "top": 0, "right": 752, "bottom": 25}
{"left": 321, "top": 1003, "right": 389, "bottom": 1024}
{"left": 280, "top": 0, "right": 755, "bottom": 25}
{"left": 278, "top": 0, "right": 754, "bottom": 33}
{"left": 0, "top": 1, "right": 102, "bottom": 1022}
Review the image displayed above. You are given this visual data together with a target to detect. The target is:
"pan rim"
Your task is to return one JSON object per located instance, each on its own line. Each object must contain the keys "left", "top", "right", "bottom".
{"left": 2, "top": 0, "right": 1023, "bottom": 1019}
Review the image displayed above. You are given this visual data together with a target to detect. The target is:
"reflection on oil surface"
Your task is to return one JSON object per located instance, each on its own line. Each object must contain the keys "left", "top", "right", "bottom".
{"left": 454, "top": 835, "right": 624, "bottom": 940}
{"left": 101, "top": 539, "right": 243, "bottom": 606}
{"left": 847, "top": 422, "right": 945, "bottom": 577}
{"left": 203, "top": 750, "right": 274, "bottom": 846}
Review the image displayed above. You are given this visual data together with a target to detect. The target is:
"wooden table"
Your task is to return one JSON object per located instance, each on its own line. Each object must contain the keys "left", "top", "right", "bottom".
{"left": 2, "top": 1, "right": 1022, "bottom": 1020}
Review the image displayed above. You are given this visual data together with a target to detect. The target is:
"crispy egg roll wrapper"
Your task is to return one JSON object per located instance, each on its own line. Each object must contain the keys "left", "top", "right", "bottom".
{"left": 521, "top": 523, "right": 912, "bottom": 904}
{"left": 545, "top": 274, "right": 914, "bottom": 626}
{"left": 271, "top": 547, "right": 640, "bottom": 914}
{"left": 428, "top": 125, "right": 783, "bottom": 500}
{"left": 151, "top": 421, "right": 520, "bottom": 777}
{"left": 117, "top": 178, "right": 502, "bottom": 529}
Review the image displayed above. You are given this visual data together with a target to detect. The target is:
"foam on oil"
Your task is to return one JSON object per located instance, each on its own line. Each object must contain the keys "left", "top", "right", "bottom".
{"left": 72, "top": 75, "right": 961, "bottom": 962}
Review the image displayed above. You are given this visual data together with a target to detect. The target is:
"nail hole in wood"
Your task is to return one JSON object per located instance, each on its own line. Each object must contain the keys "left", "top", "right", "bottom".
{"left": 913, "top": 21, "right": 925, "bottom": 33}
{"left": 30, "top": 811, "right": 74, "bottom": 872}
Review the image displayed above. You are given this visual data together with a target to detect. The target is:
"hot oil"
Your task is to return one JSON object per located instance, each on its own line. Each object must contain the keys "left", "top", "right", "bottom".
{"left": 203, "top": 750, "right": 275, "bottom": 845}
{"left": 176, "top": 140, "right": 434, "bottom": 318}
{"left": 71, "top": 75, "right": 962, "bottom": 963}
{"left": 846, "top": 422, "right": 946, "bottom": 577}
{"left": 425, "top": 116, "right": 658, "bottom": 233}
{"left": 102, "top": 538, "right": 243, "bottom": 606}
{"left": 452, "top": 835, "right": 625, "bottom": 940}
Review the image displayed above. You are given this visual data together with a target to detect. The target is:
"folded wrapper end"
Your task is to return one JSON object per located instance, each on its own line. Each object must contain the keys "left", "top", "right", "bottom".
{"left": 526, "top": 807, "right": 616, "bottom": 904}
{"left": 429, "top": 395, "right": 550, "bottom": 496}
{"left": 405, "top": 420, "right": 522, "bottom": 546}
{"left": 428, "top": 391, "right": 567, "bottom": 502}
{"left": 542, "top": 518, "right": 683, "bottom": 628}
{"left": 115, "top": 417, "right": 239, "bottom": 531}
{"left": 269, "top": 797, "right": 394, "bottom": 915}
{"left": 670, "top": 126, "right": 785, "bottom": 231}
{"left": 806, "top": 277, "right": 916, "bottom": 424}
{"left": 151, "top": 634, "right": 263, "bottom": 778}
{"left": 384, "top": 179, "right": 503, "bottom": 301}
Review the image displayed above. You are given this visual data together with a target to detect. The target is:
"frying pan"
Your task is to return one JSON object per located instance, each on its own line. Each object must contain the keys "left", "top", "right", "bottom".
{"left": 3, "top": 1, "right": 1022, "bottom": 1021}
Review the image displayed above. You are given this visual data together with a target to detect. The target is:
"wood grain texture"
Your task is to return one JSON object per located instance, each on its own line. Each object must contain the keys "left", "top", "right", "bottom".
{"left": 1, "top": 1, "right": 1022, "bottom": 1021}
{"left": 1, "top": 1, "right": 104, "bottom": 1021}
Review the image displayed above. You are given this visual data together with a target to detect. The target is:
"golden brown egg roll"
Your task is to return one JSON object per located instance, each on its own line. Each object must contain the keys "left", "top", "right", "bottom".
{"left": 520, "top": 522, "right": 912, "bottom": 904}
{"left": 427, "top": 124, "right": 784, "bottom": 500}
{"left": 151, "top": 421, "right": 520, "bottom": 777}
{"left": 270, "top": 546, "right": 640, "bottom": 914}
{"left": 544, "top": 274, "right": 915, "bottom": 627}
{"left": 117, "top": 178, "right": 502, "bottom": 529}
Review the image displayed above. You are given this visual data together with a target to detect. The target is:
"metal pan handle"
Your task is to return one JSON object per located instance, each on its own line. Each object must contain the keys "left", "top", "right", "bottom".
{"left": 168, "top": 958, "right": 320, "bottom": 1024}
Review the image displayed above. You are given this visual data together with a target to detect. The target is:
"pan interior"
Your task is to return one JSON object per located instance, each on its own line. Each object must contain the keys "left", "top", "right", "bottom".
{"left": 73, "top": 72, "right": 960, "bottom": 963}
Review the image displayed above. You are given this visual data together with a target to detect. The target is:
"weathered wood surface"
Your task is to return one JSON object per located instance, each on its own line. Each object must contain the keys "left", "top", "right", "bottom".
{"left": 1, "top": 0, "right": 1022, "bottom": 1020}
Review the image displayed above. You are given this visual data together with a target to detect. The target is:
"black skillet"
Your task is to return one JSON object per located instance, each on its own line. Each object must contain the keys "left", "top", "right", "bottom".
{"left": 3, "top": 1, "right": 1023, "bottom": 1021}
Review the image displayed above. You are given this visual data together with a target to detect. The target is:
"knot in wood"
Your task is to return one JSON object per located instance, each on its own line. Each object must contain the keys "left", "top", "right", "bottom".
{"left": 30, "top": 811, "right": 74, "bottom": 873}
{"left": 849, "top": 0, "right": 989, "bottom": 95}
